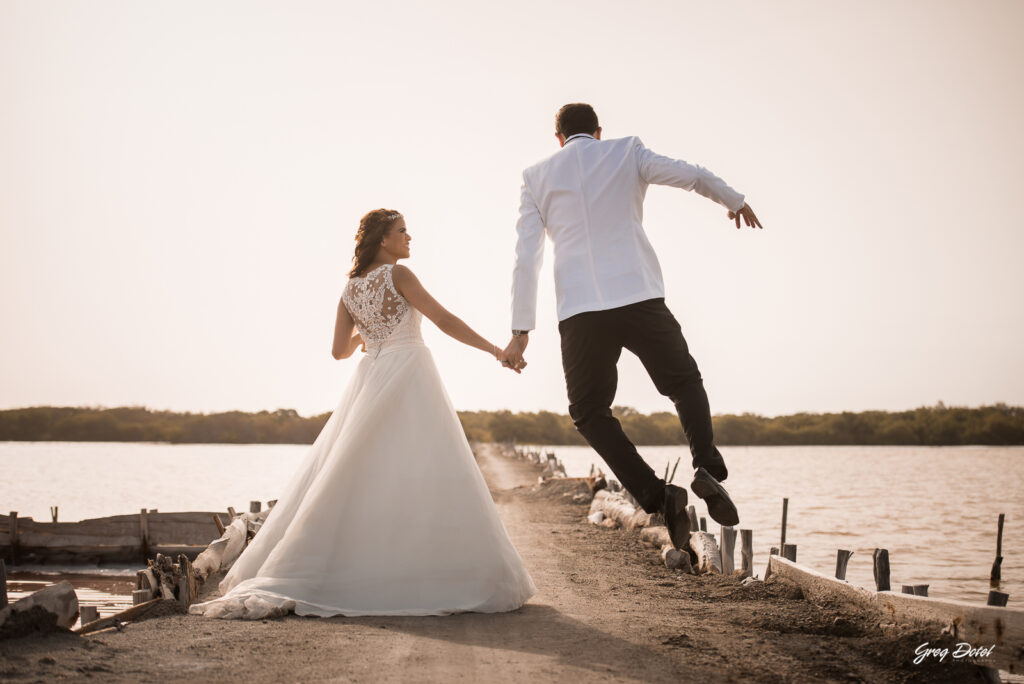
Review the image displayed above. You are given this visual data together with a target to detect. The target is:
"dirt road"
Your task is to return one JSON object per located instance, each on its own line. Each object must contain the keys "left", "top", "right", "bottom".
{"left": 0, "top": 444, "right": 987, "bottom": 682}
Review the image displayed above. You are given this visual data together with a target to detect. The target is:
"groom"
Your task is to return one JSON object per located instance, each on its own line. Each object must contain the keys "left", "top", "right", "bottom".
{"left": 503, "top": 103, "right": 762, "bottom": 548}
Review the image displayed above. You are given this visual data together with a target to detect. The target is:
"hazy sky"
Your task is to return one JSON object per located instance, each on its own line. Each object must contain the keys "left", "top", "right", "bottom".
{"left": 2, "top": 0, "right": 1022, "bottom": 418}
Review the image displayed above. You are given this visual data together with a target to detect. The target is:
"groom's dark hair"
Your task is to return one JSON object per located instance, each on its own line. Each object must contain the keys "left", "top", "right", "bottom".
{"left": 556, "top": 103, "right": 599, "bottom": 137}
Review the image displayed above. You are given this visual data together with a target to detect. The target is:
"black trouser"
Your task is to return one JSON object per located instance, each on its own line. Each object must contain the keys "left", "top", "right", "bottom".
{"left": 558, "top": 298, "right": 722, "bottom": 514}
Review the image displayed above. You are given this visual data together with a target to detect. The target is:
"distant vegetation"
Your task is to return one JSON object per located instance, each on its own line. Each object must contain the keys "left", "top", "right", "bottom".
{"left": 1, "top": 403, "right": 1022, "bottom": 446}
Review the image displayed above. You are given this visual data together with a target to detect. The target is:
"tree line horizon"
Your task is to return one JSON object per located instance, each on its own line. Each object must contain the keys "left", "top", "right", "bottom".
{"left": 0, "top": 402, "right": 1021, "bottom": 446}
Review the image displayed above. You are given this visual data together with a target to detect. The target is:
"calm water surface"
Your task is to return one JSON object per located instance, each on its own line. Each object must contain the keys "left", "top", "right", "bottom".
{"left": 527, "top": 443, "right": 1023, "bottom": 605}
{"left": 1, "top": 442, "right": 1021, "bottom": 608}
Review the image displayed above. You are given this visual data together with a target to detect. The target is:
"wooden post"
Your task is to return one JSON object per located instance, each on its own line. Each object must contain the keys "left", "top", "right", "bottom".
{"left": 699, "top": 517, "right": 707, "bottom": 532}
{"left": 668, "top": 457, "right": 680, "bottom": 484}
{"left": 988, "top": 591, "right": 1009, "bottom": 607}
{"left": 740, "top": 529, "right": 753, "bottom": 579}
{"left": 780, "top": 498, "right": 788, "bottom": 549}
{"left": 720, "top": 526, "right": 736, "bottom": 575}
{"left": 686, "top": 505, "right": 699, "bottom": 533}
{"left": 835, "top": 549, "right": 853, "bottom": 580}
{"left": 139, "top": 508, "right": 150, "bottom": 561}
{"left": 902, "top": 585, "right": 915, "bottom": 594}
{"left": 991, "top": 513, "right": 1005, "bottom": 584}
{"left": 50, "top": 506, "right": 58, "bottom": 523}
{"left": 0, "top": 558, "right": 7, "bottom": 608}
{"left": 80, "top": 605, "right": 99, "bottom": 624}
{"left": 913, "top": 585, "right": 929, "bottom": 597}
{"left": 212, "top": 513, "right": 226, "bottom": 536}
{"left": 663, "top": 461, "right": 670, "bottom": 481}
{"left": 873, "top": 548, "right": 890, "bottom": 592}
{"left": 249, "top": 501, "right": 261, "bottom": 513}
{"left": 227, "top": 506, "right": 237, "bottom": 518}
{"left": 8, "top": 511, "right": 18, "bottom": 565}
{"left": 782, "top": 543, "right": 797, "bottom": 562}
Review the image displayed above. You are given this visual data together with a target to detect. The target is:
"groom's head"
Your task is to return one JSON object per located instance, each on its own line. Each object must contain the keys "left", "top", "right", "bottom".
{"left": 555, "top": 103, "right": 601, "bottom": 147}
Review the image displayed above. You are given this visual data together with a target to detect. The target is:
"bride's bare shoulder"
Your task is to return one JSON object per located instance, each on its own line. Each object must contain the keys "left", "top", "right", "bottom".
{"left": 391, "top": 264, "right": 418, "bottom": 283}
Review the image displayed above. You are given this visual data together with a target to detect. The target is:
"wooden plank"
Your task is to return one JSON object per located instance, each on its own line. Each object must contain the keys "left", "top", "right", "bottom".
{"left": 768, "top": 555, "right": 1024, "bottom": 674}
{"left": 75, "top": 597, "right": 164, "bottom": 635}
{"left": 0, "top": 558, "right": 7, "bottom": 608}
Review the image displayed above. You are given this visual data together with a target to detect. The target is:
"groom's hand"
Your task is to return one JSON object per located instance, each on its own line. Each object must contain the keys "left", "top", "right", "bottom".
{"left": 503, "top": 334, "right": 529, "bottom": 373}
{"left": 727, "top": 202, "right": 763, "bottom": 230}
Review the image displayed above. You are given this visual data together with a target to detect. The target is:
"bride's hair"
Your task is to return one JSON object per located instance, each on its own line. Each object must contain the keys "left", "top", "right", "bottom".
{"left": 349, "top": 209, "right": 403, "bottom": 278}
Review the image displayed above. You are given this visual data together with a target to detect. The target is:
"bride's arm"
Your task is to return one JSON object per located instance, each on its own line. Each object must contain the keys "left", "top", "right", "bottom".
{"left": 392, "top": 265, "right": 517, "bottom": 371}
{"left": 331, "top": 298, "right": 364, "bottom": 360}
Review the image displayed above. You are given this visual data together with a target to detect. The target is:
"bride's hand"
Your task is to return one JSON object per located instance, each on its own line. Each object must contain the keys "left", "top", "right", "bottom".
{"left": 493, "top": 345, "right": 524, "bottom": 374}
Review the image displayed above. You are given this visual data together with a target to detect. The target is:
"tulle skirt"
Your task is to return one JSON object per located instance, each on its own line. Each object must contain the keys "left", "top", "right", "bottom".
{"left": 188, "top": 342, "right": 537, "bottom": 619}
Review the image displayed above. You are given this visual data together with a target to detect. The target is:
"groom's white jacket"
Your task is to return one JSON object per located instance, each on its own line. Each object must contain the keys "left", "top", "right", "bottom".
{"left": 511, "top": 133, "right": 745, "bottom": 331}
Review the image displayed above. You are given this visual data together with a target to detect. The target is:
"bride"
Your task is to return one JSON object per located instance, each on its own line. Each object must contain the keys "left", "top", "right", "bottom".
{"left": 188, "top": 209, "right": 537, "bottom": 619}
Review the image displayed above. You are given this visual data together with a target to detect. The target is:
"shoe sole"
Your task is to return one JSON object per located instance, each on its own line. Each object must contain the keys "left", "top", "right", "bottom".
{"left": 691, "top": 470, "right": 740, "bottom": 527}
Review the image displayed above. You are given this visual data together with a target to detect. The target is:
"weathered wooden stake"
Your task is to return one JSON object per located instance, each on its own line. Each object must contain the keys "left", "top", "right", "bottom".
{"left": 8, "top": 511, "right": 18, "bottom": 565}
{"left": 139, "top": 508, "right": 150, "bottom": 560}
{"left": 80, "top": 605, "right": 99, "bottom": 624}
{"left": 50, "top": 506, "right": 58, "bottom": 523}
{"left": 227, "top": 506, "right": 237, "bottom": 518}
{"left": 991, "top": 513, "right": 1005, "bottom": 584}
{"left": 663, "top": 461, "right": 670, "bottom": 481}
{"left": 686, "top": 505, "right": 699, "bottom": 533}
{"left": 835, "top": 549, "right": 853, "bottom": 580}
{"left": 782, "top": 543, "right": 797, "bottom": 562}
{"left": 212, "top": 513, "right": 226, "bottom": 536}
{"left": 913, "top": 585, "right": 929, "bottom": 597}
{"left": 902, "top": 585, "right": 915, "bottom": 594}
{"left": 249, "top": 501, "right": 261, "bottom": 513}
{"left": 0, "top": 558, "right": 7, "bottom": 608}
{"left": 780, "top": 498, "right": 789, "bottom": 548}
{"left": 740, "top": 529, "right": 753, "bottom": 579}
{"left": 699, "top": 517, "right": 707, "bottom": 532}
{"left": 988, "top": 591, "right": 1009, "bottom": 607}
{"left": 720, "top": 526, "right": 736, "bottom": 574}
{"left": 873, "top": 548, "right": 890, "bottom": 592}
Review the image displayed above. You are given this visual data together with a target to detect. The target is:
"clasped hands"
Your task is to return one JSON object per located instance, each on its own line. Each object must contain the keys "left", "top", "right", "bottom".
{"left": 495, "top": 334, "right": 528, "bottom": 374}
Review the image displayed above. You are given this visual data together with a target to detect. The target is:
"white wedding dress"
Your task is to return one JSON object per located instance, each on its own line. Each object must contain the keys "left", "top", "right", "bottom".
{"left": 188, "top": 263, "right": 537, "bottom": 619}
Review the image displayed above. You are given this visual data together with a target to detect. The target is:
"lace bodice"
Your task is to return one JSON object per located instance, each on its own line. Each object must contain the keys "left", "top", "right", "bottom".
{"left": 341, "top": 264, "right": 423, "bottom": 356}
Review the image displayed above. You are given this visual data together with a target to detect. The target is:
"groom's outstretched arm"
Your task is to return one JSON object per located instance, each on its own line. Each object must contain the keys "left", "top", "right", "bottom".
{"left": 634, "top": 138, "right": 746, "bottom": 214}
{"left": 510, "top": 175, "right": 545, "bottom": 333}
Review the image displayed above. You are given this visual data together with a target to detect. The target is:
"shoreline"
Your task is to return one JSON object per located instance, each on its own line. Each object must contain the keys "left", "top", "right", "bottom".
{"left": 0, "top": 443, "right": 1001, "bottom": 682}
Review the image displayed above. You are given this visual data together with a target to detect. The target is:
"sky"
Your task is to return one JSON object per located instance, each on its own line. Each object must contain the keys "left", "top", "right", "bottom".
{"left": 1, "top": 0, "right": 1022, "bottom": 419}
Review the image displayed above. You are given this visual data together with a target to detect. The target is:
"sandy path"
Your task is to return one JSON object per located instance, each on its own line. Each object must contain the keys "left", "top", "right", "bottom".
{"left": 0, "top": 444, "right": 987, "bottom": 682}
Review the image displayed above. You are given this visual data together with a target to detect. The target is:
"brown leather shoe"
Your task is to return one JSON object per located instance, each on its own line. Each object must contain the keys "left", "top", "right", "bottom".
{"left": 690, "top": 467, "right": 739, "bottom": 526}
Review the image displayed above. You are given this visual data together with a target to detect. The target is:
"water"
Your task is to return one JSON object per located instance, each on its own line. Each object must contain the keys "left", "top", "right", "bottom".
{"left": 524, "top": 444, "right": 1024, "bottom": 605}
{"left": 1, "top": 442, "right": 1022, "bottom": 608}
